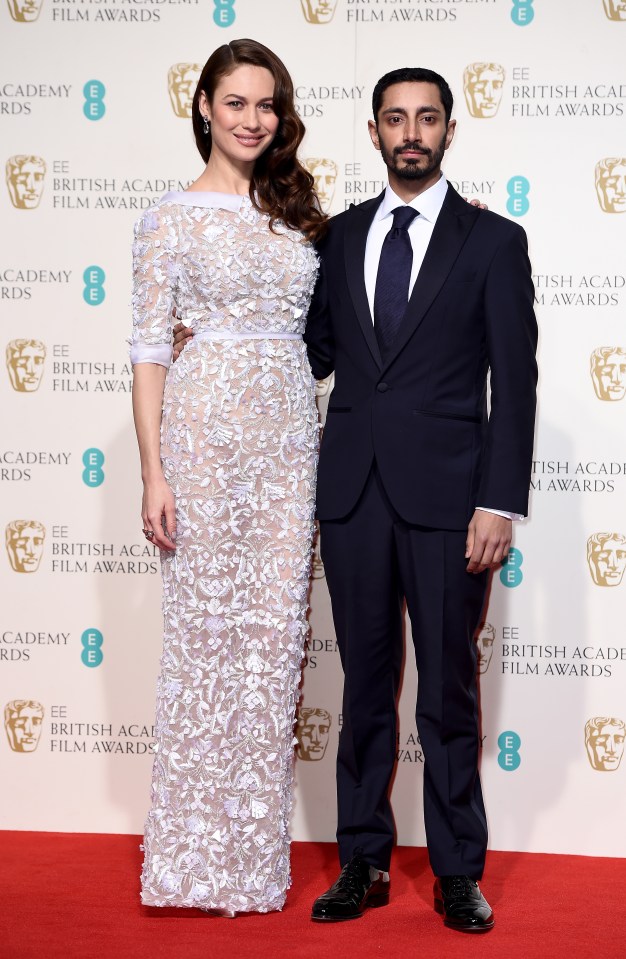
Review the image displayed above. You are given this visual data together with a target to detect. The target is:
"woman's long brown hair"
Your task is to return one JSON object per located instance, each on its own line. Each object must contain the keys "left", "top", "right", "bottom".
{"left": 192, "top": 39, "right": 328, "bottom": 243}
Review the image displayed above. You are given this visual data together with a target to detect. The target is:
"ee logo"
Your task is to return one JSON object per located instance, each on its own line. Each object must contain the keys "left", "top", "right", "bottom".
{"left": 83, "top": 80, "right": 106, "bottom": 121}
{"left": 500, "top": 547, "right": 523, "bottom": 588}
{"left": 511, "top": 0, "right": 534, "bottom": 26}
{"left": 81, "top": 628, "right": 103, "bottom": 668}
{"left": 506, "top": 176, "right": 530, "bottom": 217}
{"left": 498, "top": 730, "right": 521, "bottom": 770}
{"left": 213, "top": 0, "right": 235, "bottom": 27}
{"left": 83, "top": 266, "right": 105, "bottom": 305}
{"left": 83, "top": 448, "right": 105, "bottom": 487}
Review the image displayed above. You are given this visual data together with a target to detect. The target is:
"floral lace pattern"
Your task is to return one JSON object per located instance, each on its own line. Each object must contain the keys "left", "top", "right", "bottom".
{"left": 131, "top": 194, "right": 319, "bottom": 913}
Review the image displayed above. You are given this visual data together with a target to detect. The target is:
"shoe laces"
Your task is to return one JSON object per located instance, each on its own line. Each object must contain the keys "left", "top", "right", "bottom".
{"left": 443, "top": 875, "right": 475, "bottom": 898}
{"left": 336, "top": 858, "right": 369, "bottom": 894}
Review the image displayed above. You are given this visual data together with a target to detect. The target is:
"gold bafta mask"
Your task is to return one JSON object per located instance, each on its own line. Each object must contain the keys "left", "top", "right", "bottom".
{"left": 585, "top": 717, "right": 625, "bottom": 771}
{"left": 296, "top": 707, "right": 332, "bottom": 761}
{"left": 6, "top": 155, "right": 46, "bottom": 210}
{"left": 590, "top": 347, "right": 626, "bottom": 402}
{"left": 603, "top": 0, "right": 626, "bottom": 20}
{"left": 587, "top": 532, "right": 626, "bottom": 587}
{"left": 5, "top": 520, "right": 46, "bottom": 573}
{"left": 475, "top": 622, "right": 495, "bottom": 674}
{"left": 6, "top": 339, "right": 46, "bottom": 393}
{"left": 304, "top": 158, "right": 338, "bottom": 214}
{"left": 311, "top": 524, "right": 325, "bottom": 580}
{"left": 6, "top": 0, "right": 43, "bottom": 22}
{"left": 595, "top": 158, "right": 626, "bottom": 213}
{"left": 4, "top": 700, "right": 44, "bottom": 753}
{"left": 300, "top": 0, "right": 337, "bottom": 24}
{"left": 167, "top": 63, "right": 201, "bottom": 119}
{"left": 463, "top": 63, "right": 505, "bottom": 119}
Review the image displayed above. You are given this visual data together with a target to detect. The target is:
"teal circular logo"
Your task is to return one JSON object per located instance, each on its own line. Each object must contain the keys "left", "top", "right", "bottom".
{"left": 83, "top": 80, "right": 106, "bottom": 121}
{"left": 506, "top": 176, "right": 530, "bottom": 217}
{"left": 498, "top": 730, "right": 521, "bottom": 770}
{"left": 83, "top": 266, "right": 105, "bottom": 306}
{"left": 82, "top": 448, "right": 105, "bottom": 487}
{"left": 511, "top": 0, "right": 534, "bottom": 26}
{"left": 81, "top": 628, "right": 103, "bottom": 668}
{"left": 500, "top": 547, "right": 523, "bottom": 588}
{"left": 213, "top": 0, "right": 235, "bottom": 27}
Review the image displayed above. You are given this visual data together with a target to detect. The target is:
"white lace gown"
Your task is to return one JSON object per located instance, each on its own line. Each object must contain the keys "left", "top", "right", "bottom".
{"left": 130, "top": 192, "right": 319, "bottom": 914}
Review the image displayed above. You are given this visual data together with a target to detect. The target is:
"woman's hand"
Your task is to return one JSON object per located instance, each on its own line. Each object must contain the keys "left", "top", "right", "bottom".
{"left": 172, "top": 321, "right": 194, "bottom": 361}
{"left": 468, "top": 198, "right": 488, "bottom": 210}
{"left": 142, "top": 476, "right": 177, "bottom": 551}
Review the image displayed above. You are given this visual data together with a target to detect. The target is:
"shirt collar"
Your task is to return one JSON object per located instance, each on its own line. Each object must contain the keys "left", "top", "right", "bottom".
{"left": 376, "top": 174, "right": 448, "bottom": 224}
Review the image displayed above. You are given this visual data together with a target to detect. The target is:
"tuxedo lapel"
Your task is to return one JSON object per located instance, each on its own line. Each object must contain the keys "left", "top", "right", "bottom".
{"left": 382, "top": 186, "right": 480, "bottom": 370}
{"left": 344, "top": 193, "right": 385, "bottom": 369}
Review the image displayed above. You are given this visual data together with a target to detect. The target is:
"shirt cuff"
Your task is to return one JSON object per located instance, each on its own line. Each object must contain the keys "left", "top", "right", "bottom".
{"left": 476, "top": 506, "right": 524, "bottom": 522}
{"left": 130, "top": 343, "right": 172, "bottom": 369}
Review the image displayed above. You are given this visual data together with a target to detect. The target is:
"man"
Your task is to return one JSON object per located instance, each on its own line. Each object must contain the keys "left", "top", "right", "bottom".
{"left": 303, "top": 67, "right": 537, "bottom": 932}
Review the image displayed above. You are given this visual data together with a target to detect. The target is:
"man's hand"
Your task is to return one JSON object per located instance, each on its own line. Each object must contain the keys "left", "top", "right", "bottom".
{"left": 465, "top": 510, "right": 512, "bottom": 574}
{"left": 172, "top": 321, "right": 193, "bottom": 361}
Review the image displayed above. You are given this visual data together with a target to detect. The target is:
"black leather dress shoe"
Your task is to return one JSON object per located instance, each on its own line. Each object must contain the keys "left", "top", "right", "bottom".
{"left": 311, "top": 855, "right": 390, "bottom": 922}
{"left": 434, "top": 875, "right": 494, "bottom": 932}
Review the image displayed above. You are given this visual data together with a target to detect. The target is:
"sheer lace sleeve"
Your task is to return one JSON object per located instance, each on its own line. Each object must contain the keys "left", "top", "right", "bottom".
{"left": 130, "top": 204, "right": 178, "bottom": 368}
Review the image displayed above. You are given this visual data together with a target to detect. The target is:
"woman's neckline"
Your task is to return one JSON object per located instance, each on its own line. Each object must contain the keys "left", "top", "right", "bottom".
{"left": 161, "top": 190, "right": 252, "bottom": 210}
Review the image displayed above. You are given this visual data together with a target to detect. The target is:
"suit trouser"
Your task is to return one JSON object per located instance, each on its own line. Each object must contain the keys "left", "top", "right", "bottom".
{"left": 320, "top": 465, "right": 489, "bottom": 879}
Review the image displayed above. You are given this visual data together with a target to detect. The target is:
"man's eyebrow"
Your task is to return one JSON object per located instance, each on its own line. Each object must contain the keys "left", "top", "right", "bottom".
{"left": 381, "top": 104, "right": 442, "bottom": 116}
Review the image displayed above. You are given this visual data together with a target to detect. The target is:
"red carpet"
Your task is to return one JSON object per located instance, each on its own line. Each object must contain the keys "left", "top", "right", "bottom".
{"left": 3, "top": 833, "right": 624, "bottom": 959}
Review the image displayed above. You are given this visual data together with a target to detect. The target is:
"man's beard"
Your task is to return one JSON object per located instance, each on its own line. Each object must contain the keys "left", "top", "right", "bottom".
{"left": 378, "top": 128, "right": 447, "bottom": 181}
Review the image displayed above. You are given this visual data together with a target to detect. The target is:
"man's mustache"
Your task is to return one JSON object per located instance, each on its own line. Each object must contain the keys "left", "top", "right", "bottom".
{"left": 394, "top": 143, "right": 432, "bottom": 158}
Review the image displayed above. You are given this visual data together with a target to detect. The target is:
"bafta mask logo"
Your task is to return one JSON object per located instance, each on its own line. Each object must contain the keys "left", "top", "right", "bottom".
{"left": 587, "top": 532, "right": 626, "bottom": 587}
{"left": 5, "top": 520, "right": 46, "bottom": 573}
{"left": 6, "top": 155, "right": 46, "bottom": 210}
{"left": 475, "top": 622, "right": 495, "bottom": 674}
{"left": 590, "top": 347, "right": 626, "bottom": 402}
{"left": 6, "top": 339, "right": 46, "bottom": 393}
{"left": 300, "top": 0, "right": 337, "bottom": 24}
{"left": 167, "top": 63, "right": 201, "bottom": 119}
{"left": 603, "top": 0, "right": 626, "bottom": 20}
{"left": 4, "top": 700, "right": 44, "bottom": 753}
{"left": 311, "top": 525, "right": 325, "bottom": 580}
{"left": 595, "top": 158, "right": 626, "bottom": 213}
{"left": 296, "top": 707, "right": 332, "bottom": 761}
{"left": 6, "top": 0, "right": 43, "bottom": 22}
{"left": 304, "top": 158, "right": 338, "bottom": 214}
{"left": 463, "top": 63, "right": 505, "bottom": 119}
{"left": 585, "top": 717, "right": 625, "bottom": 771}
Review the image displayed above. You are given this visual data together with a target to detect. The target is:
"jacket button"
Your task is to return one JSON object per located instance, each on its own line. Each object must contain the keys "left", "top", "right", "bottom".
{"left": 377, "top": 382, "right": 389, "bottom": 393}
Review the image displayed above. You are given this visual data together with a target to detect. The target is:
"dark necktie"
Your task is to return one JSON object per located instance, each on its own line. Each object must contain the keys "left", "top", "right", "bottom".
{"left": 373, "top": 206, "right": 419, "bottom": 358}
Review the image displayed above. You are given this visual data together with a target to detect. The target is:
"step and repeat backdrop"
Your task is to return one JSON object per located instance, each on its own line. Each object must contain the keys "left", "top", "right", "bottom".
{"left": 2, "top": 1, "right": 625, "bottom": 859}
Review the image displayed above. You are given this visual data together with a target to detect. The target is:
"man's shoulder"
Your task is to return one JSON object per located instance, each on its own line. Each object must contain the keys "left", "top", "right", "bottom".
{"left": 468, "top": 206, "right": 527, "bottom": 243}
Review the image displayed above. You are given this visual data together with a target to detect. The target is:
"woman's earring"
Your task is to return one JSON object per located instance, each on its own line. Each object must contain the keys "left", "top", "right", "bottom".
{"left": 203, "top": 116, "right": 210, "bottom": 135}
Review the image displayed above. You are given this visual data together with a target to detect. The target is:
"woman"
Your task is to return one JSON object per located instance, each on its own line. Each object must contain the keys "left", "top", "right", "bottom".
{"left": 130, "top": 39, "right": 326, "bottom": 915}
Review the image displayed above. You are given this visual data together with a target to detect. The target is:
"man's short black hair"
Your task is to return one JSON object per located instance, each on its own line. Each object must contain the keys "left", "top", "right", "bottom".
{"left": 372, "top": 67, "right": 454, "bottom": 125}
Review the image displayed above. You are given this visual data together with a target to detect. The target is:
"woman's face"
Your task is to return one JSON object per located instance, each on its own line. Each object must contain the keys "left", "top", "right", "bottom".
{"left": 201, "top": 64, "right": 279, "bottom": 168}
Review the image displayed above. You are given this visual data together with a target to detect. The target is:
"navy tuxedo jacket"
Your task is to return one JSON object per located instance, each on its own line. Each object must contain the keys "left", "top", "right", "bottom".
{"left": 304, "top": 184, "right": 538, "bottom": 530}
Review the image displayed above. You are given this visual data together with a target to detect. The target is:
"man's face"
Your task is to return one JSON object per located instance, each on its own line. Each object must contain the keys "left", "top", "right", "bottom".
{"left": 593, "top": 351, "right": 626, "bottom": 401}
{"left": 297, "top": 712, "right": 330, "bottom": 760}
{"left": 587, "top": 722, "right": 625, "bottom": 770}
{"left": 5, "top": 705, "right": 44, "bottom": 752}
{"left": 597, "top": 160, "right": 626, "bottom": 213}
{"left": 6, "top": 0, "right": 43, "bottom": 22}
{"left": 603, "top": 0, "right": 626, "bottom": 21}
{"left": 465, "top": 67, "right": 504, "bottom": 118}
{"left": 7, "top": 525, "right": 45, "bottom": 573}
{"left": 307, "top": 162, "right": 337, "bottom": 213}
{"left": 476, "top": 624, "right": 495, "bottom": 674}
{"left": 300, "top": 0, "right": 337, "bottom": 23}
{"left": 7, "top": 344, "right": 45, "bottom": 392}
{"left": 369, "top": 82, "right": 455, "bottom": 190}
{"left": 7, "top": 159, "right": 46, "bottom": 209}
{"left": 590, "top": 538, "right": 626, "bottom": 586}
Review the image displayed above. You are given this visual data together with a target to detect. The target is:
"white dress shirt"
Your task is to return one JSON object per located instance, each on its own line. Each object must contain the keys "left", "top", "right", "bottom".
{"left": 364, "top": 177, "right": 521, "bottom": 522}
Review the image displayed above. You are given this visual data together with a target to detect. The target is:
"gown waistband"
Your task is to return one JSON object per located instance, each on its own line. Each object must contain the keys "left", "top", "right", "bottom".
{"left": 193, "top": 331, "right": 302, "bottom": 341}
